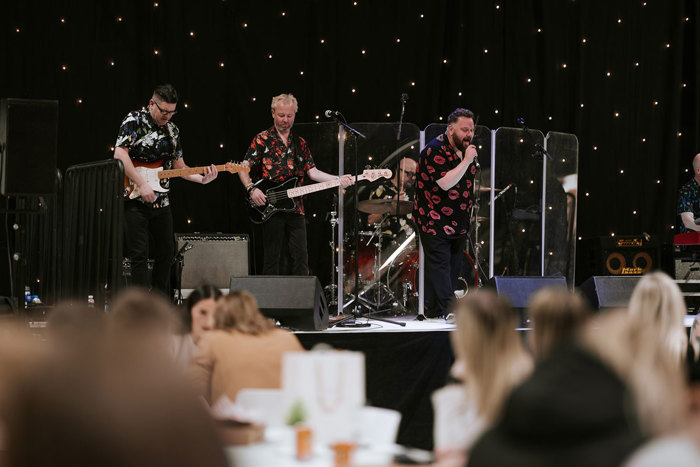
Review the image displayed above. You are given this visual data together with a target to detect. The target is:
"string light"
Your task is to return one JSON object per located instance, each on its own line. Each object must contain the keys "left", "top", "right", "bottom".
{"left": 219, "top": 143, "right": 224, "bottom": 148}
{"left": 60, "top": 18, "right": 66, "bottom": 24}
{"left": 76, "top": 98, "right": 83, "bottom": 104}
{"left": 116, "top": 17, "right": 123, "bottom": 22}
{"left": 61, "top": 65, "right": 68, "bottom": 71}
{"left": 614, "top": 112, "right": 620, "bottom": 117}
{"left": 361, "top": 49, "right": 366, "bottom": 55}
{"left": 484, "top": 49, "right": 488, "bottom": 54}
{"left": 351, "top": 88, "right": 356, "bottom": 93}
{"left": 494, "top": 109, "right": 499, "bottom": 114}
{"left": 281, "top": 11, "right": 286, "bottom": 16}
{"left": 420, "top": 13, "right": 424, "bottom": 18}
{"left": 320, "top": 39, "right": 325, "bottom": 44}
{"left": 183, "top": 103, "right": 189, "bottom": 109}
{"left": 15, "top": 27, "right": 20, "bottom": 33}
{"left": 153, "top": 2, "right": 159, "bottom": 7}
{"left": 606, "top": 71, "right": 611, "bottom": 77}
{"left": 219, "top": 62, "right": 224, "bottom": 67}
{"left": 189, "top": 31, "right": 195, "bottom": 37}
{"left": 443, "top": 59, "right": 448, "bottom": 64}
{"left": 581, "top": 37, "right": 587, "bottom": 43}
{"left": 242, "top": 23, "right": 248, "bottom": 28}
{"left": 299, "top": 70, "right": 304, "bottom": 75}
{"left": 396, "top": 38, "right": 401, "bottom": 43}
{"left": 458, "top": 91, "right": 462, "bottom": 96}
{"left": 410, "top": 81, "right": 416, "bottom": 86}
{"left": 153, "top": 49, "right": 159, "bottom": 55}
{"left": 526, "top": 77, "right": 531, "bottom": 83}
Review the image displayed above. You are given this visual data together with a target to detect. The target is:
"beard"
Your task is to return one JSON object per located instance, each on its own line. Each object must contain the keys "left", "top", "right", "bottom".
{"left": 450, "top": 133, "right": 471, "bottom": 152}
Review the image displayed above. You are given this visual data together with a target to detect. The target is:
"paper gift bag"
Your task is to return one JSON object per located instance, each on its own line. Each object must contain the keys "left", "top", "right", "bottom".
{"left": 282, "top": 350, "right": 365, "bottom": 444}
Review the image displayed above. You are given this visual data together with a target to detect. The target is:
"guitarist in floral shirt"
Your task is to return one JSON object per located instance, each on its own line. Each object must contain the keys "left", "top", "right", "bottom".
{"left": 114, "top": 84, "right": 217, "bottom": 296}
{"left": 239, "top": 94, "right": 353, "bottom": 275}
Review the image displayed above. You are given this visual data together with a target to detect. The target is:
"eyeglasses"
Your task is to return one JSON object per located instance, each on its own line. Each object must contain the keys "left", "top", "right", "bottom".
{"left": 400, "top": 168, "right": 416, "bottom": 178}
{"left": 152, "top": 99, "right": 178, "bottom": 116}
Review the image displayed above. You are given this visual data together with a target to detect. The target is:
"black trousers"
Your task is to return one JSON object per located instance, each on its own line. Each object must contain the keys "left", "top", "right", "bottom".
{"left": 123, "top": 200, "right": 174, "bottom": 296}
{"left": 419, "top": 231, "right": 466, "bottom": 318}
{"left": 261, "top": 212, "right": 309, "bottom": 276}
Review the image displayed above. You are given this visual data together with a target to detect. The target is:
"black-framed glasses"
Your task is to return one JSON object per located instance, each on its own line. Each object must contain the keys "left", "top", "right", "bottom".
{"left": 152, "top": 99, "right": 178, "bottom": 116}
{"left": 400, "top": 168, "right": 416, "bottom": 178}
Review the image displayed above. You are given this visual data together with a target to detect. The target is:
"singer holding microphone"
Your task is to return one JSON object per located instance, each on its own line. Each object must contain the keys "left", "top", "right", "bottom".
{"left": 413, "top": 108, "right": 478, "bottom": 318}
{"left": 238, "top": 94, "right": 353, "bottom": 275}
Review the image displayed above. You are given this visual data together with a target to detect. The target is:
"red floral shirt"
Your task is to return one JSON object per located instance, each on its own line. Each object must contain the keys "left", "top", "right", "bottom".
{"left": 244, "top": 127, "right": 315, "bottom": 215}
{"left": 412, "top": 133, "right": 476, "bottom": 237}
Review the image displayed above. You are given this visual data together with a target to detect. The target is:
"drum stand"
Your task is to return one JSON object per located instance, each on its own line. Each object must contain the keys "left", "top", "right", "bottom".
{"left": 353, "top": 223, "right": 401, "bottom": 312}
{"left": 334, "top": 222, "right": 405, "bottom": 327}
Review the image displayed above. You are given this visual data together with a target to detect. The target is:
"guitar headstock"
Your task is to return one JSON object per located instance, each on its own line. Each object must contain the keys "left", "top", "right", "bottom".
{"left": 362, "top": 168, "right": 392, "bottom": 181}
{"left": 225, "top": 161, "right": 250, "bottom": 174}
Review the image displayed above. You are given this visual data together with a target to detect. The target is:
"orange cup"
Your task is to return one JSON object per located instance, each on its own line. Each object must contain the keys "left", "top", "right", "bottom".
{"left": 330, "top": 441, "right": 356, "bottom": 467}
{"left": 295, "top": 425, "right": 313, "bottom": 461}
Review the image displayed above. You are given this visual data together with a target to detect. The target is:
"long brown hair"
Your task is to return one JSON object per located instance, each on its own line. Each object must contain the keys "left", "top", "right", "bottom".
{"left": 214, "top": 291, "right": 276, "bottom": 335}
{"left": 528, "top": 287, "right": 590, "bottom": 359}
{"left": 452, "top": 290, "right": 532, "bottom": 422}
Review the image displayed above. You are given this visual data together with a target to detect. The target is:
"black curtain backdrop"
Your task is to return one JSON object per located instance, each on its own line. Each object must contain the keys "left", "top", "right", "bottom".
{"left": 1, "top": 0, "right": 698, "bottom": 272}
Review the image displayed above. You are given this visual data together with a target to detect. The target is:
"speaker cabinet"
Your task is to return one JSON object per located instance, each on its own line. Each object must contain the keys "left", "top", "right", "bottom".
{"left": 493, "top": 276, "right": 568, "bottom": 308}
{"left": 176, "top": 233, "right": 248, "bottom": 289}
{"left": 229, "top": 276, "right": 328, "bottom": 331}
{"left": 578, "top": 275, "right": 642, "bottom": 309}
{"left": 577, "top": 236, "right": 658, "bottom": 284}
{"left": 0, "top": 98, "right": 58, "bottom": 195}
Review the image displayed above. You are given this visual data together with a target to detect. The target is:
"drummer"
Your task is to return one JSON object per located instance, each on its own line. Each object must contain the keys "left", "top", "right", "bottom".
{"left": 365, "top": 157, "right": 417, "bottom": 239}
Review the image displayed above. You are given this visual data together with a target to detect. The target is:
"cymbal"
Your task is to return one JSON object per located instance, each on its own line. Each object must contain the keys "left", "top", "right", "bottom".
{"left": 358, "top": 199, "right": 412, "bottom": 215}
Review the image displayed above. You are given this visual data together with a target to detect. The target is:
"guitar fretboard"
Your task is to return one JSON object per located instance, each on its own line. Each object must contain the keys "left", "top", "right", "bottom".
{"left": 286, "top": 175, "right": 371, "bottom": 198}
{"left": 158, "top": 163, "right": 245, "bottom": 179}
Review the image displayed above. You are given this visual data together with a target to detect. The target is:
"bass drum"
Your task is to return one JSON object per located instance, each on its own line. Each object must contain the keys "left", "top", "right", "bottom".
{"left": 343, "top": 231, "right": 377, "bottom": 292}
{"left": 382, "top": 233, "right": 419, "bottom": 315}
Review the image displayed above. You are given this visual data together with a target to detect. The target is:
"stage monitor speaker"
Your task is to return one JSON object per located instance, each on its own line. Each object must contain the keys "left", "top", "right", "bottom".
{"left": 578, "top": 275, "right": 641, "bottom": 309}
{"left": 0, "top": 98, "right": 58, "bottom": 195}
{"left": 493, "top": 276, "right": 568, "bottom": 308}
{"left": 229, "top": 275, "right": 328, "bottom": 331}
{"left": 176, "top": 233, "right": 248, "bottom": 289}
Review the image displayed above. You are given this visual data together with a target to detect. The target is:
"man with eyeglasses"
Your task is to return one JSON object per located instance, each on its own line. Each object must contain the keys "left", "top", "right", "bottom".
{"left": 413, "top": 108, "right": 478, "bottom": 319}
{"left": 113, "top": 83, "right": 218, "bottom": 296}
{"left": 366, "top": 157, "right": 418, "bottom": 239}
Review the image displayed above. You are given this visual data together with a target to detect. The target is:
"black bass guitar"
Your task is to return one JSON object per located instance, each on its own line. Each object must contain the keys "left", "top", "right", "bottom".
{"left": 248, "top": 168, "right": 391, "bottom": 223}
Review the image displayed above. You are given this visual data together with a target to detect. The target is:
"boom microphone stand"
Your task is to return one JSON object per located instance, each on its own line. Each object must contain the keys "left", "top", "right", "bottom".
{"left": 326, "top": 112, "right": 405, "bottom": 328}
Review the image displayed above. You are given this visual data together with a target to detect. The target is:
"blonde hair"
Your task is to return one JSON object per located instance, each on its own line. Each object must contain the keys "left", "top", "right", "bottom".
{"left": 528, "top": 287, "right": 590, "bottom": 359}
{"left": 271, "top": 93, "right": 298, "bottom": 112}
{"left": 582, "top": 309, "right": 686, "bottom": 437}
{"left": 452, "top": 291, "right": 533, "bottom": 422}
{"left": 627, "top": 271, "right": 688, "bottom": 361}
{"left": 215, "top": 291, "right": 276, "bottom": 335}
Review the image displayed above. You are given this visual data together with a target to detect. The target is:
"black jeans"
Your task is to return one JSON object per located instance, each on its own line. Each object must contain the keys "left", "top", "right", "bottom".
{"left": 123, "top": 200, "right": 174, "bottom": 296}
{"left": 419, "top": 231, "right": 466, "bottom": 318}
{"left": 261, "top": 212, "right": 308, "bottom": 276}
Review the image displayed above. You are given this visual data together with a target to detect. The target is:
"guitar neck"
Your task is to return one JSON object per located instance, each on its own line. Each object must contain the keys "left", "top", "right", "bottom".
{"left": 158, "top": 164, "right": 228, "bottom": 180}
{"left": 286, "top": 174, "right": 369, "bottom": 198}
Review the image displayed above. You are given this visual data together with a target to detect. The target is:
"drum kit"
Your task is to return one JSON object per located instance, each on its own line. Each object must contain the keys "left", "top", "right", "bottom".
{"left": 324, "top": 197, "right": 419, "bottom": 316}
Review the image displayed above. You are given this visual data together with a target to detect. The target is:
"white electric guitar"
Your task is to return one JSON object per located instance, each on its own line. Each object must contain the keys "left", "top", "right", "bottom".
{"left": 124, "top": 159, "right": 249, "bottom": 199}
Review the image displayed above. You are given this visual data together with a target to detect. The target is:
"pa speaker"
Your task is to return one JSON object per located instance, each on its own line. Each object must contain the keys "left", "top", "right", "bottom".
{"left": 578, "top": 275, "right": 641, "bottom": 309}
{"left": 229, "top": 276, "right": 328, "bottom": 331}
{"left": 493, "top": 276, "right": 568, "bottom": 308}
{"left": 176, "top": 233, "right": 248, "bottom": 289}
{"left": 0, "top": 98, "right": 58, "bottom": 195}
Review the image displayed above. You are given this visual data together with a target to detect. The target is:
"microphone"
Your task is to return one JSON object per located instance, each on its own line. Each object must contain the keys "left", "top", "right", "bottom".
{"left": 325, "top": 109, "right": 342, "bottom": 119}
{"left": 490, "top": 183, "right": 514, "bottom": 204}
{"left": 401, "top": 93, "right": 409, "bottom": 103}
{"left": 517, "top": 117, "right": 528, "bottom": 130}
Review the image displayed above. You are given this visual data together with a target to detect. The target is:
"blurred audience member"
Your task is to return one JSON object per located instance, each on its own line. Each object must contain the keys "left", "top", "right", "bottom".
{"left": 468, "top": 305, "right": 687, "bottom": 467}
{"left": 190, "top": 290, "right": 304, "bottom": 404}
{"left": 528, "top": 287, "right": 590, "bottom": 360}
{"left": 0, "top": 309, "right": 227, "bottom": 467}
{"left": 173, "top": 285, "right": 222, "bottom": 366}
{"left": 628, "top": 271, "right": 688, "bottom": 362}
{"left": 432, "top": 291, "right": 532, "bottom": 465}
{"left": 106, "top": 287, "right": 180, "bottom": 359}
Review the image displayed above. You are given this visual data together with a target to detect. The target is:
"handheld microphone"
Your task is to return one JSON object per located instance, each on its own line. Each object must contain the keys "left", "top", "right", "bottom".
{"left": 324, "top": 109, "right": 342, "bottom": 119}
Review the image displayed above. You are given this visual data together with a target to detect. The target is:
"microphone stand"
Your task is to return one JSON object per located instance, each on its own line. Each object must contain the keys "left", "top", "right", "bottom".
{"left": 329, "top": 114, "right": 404, "bottom": 328}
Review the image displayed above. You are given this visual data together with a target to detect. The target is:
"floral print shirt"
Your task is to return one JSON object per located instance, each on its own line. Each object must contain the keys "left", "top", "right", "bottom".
{"left": 677, "top": 178, "right": 700, "bottom": 233}
{"left": 244, "top": 127, "right": 315, "bottom": 215}
{"left": 115, "top": 109, "right": 182, "bottom": 208}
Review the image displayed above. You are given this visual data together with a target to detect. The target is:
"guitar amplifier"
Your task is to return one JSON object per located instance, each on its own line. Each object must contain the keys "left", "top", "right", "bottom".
{"left": 176, "top": 233, "right": 249, "bottom": 289}
{"left": 576, "top": 235, "right": 659, "bottom": 284}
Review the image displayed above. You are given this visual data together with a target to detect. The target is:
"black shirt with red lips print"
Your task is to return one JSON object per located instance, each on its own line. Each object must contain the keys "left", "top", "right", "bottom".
{"left": 412, "top": 132, "right": 476, "bottom": 238}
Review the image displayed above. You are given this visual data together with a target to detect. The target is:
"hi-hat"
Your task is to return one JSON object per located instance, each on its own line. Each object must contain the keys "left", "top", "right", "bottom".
{"left": 358, "top": 199, "right": 412, "bottom": 215}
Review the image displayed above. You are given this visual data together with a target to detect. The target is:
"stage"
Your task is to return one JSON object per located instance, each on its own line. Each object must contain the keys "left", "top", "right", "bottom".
{"left": 294, "top": 316, "right": 455, "bottom": 451}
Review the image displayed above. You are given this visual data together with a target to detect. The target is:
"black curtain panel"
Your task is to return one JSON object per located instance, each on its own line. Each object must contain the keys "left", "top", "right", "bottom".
{"left": 0, "top": 0, "right": 697, "bottom": 256}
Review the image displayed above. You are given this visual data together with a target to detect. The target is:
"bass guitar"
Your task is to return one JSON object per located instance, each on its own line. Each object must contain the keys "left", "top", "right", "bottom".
{"left": 124, "top": 160, "right": 249, "bottom": 199}
{"left": 248, "top": 168, "right": 391, "bottom": 224}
